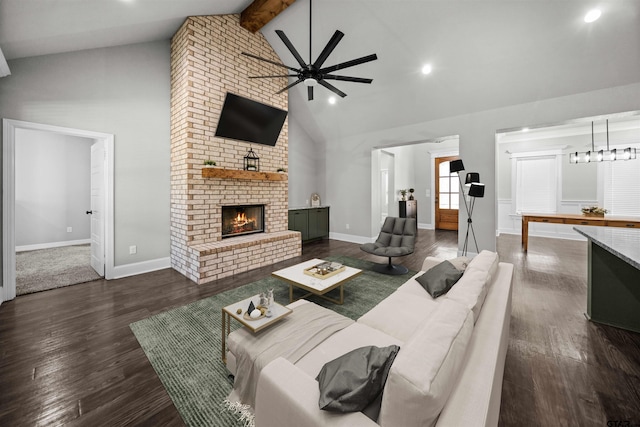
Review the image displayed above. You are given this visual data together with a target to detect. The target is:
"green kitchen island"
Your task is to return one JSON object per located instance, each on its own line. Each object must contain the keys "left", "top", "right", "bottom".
{"left": 574, "top": 226, "right": 640, "bottom": 333}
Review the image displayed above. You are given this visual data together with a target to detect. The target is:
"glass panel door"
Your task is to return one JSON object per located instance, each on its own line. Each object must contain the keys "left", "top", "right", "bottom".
{"left": 435, "top": 156, "right": 460, "bottom": 230}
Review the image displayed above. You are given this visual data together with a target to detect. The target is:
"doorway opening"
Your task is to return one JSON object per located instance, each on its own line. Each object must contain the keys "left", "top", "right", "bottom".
{"left": 2, "top": 119, "right": 114, "bottom": 302}
{"left": 494, "top": 110, "right": 640, "bottom": 242}
{"left": 370, "top": 136, "right": 459, "bottom": 238}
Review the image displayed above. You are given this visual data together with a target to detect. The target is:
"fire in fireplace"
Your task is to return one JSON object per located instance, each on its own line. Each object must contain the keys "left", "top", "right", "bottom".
{"left": 222, "top": 205, "right": 265, "bottom": 238}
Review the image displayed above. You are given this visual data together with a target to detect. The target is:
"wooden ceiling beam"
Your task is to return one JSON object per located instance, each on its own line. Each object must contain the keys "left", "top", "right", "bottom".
{"left": 240, "top": 0, "right": 296, "bottom": 33}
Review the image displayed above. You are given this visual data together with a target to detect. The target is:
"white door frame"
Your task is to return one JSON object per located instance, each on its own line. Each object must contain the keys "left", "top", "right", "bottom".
{"left": 2, "top": 119, "right": 114, "bottom": 302}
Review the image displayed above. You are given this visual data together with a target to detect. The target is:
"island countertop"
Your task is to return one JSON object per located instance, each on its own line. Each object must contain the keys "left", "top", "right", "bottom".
{"left": 573, "top": 226, "right": 640, "bottom": 270}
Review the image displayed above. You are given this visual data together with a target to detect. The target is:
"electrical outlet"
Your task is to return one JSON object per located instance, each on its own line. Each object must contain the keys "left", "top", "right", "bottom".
{"left": 66, "top": 227, "right": 72, "bottom": 233}
{"left": 129, "top": 245, "right": 137, "bottom": 255}
{"left": 346, "top": 223, "right": 350, "bottom": 230}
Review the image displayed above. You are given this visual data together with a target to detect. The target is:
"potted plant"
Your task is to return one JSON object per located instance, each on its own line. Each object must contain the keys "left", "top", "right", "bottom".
{"left": 399, "top": 189, "right": 407, "bottom": 201}
{"left": 203, "top": 160, "right": 216, "bottom": 168}
{"left": 277, "top": 167, "right": 287, "bottom": 173}
{"left": 409, "top": 188, "right": 415, "bottom": 200}
{"left": 581, "top": 206, "right": 608, "bottom": 217}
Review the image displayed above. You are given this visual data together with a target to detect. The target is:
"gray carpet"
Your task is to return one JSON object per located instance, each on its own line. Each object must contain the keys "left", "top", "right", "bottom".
{"left": 129, "top": 256, "right": 416, "bottom": 427}
{"left": 16, "top": 244, "right": 101, "bottom": 295}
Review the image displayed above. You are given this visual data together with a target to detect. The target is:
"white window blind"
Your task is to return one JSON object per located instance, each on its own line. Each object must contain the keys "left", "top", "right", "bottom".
{"left": 603, "top": 160, "right": 640, "bottom": 216}
{"left": 516, "top": 156, "right": 557, "bottom": 213}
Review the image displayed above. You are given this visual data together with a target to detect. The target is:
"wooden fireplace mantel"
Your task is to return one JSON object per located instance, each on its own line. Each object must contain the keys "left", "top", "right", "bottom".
{"left": 201, "top": 167, "right": 287, "bottom": 181}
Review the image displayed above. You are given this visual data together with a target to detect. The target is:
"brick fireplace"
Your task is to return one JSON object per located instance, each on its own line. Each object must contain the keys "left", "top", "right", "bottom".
{"left": 169, "top": 14, "right": 301, "bottom": 285}
{"left": 222, "top": 205, "right": 264, "bottom": 238}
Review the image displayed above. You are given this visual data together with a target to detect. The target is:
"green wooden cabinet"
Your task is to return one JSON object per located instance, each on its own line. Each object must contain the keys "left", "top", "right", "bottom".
{"left": 308, "top": 207, "right": 329, "bottom": 240}
{"left": 288, "top": 207, "right": 329, "bottom": 242}
{"left": 288, "top": 209, "right": 309, "bottom": 241}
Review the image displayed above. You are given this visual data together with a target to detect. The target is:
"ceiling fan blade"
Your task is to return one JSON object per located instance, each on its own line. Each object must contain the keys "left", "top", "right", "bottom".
{"left": 322, "top": 75, "right": 373, "bottom": 84}
{"left": 249, "top": 75, "right": 298, "bottom": 78}
{"left": 241, "top": 52, "right": 299, "bottom": 72}
{"left": 319, "top": 53, "right": 378, "bottom": 74}
{"left": 318, "top": 80, "right": 347, "bottom": 98}
{"left": 275, "top": 78, "right": 303, "bottom": 94}
{"left": 308, "top": 86, "right": 314, "bottom": 101}
{"left": 275, "top": 30, "right": 307, "bottom": 68}
{"left": 312, "top": 30, "right": 344, "bottom": 69}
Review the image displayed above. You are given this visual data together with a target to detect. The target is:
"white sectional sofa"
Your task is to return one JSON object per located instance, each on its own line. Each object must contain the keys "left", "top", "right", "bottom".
{"left": 227, "top": 250, "right": 514, "bottom": 427}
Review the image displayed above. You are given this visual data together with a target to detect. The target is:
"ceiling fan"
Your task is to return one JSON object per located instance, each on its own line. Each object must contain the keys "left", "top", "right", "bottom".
{"left": 241, "top": 0, "right": 378, "bottom": 101}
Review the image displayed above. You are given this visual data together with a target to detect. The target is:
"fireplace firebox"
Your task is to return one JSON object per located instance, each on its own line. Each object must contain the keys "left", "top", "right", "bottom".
{"left": 222, "top": 205, "right": 265, "bottom": 238}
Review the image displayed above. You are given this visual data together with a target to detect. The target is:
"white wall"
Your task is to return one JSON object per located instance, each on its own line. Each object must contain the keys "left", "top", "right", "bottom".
{"left": 15, "top": 128, "right": 92, "bottom": 248}
{"left": 0, "top": 41, "right": 171, "bottom": 269}
{"left": 412, "top": 144, "right": 431, "bottom": 226}
{"left": 321, "top": 82, "right": 640, "bottom": 250}
{"left": 288, "top": 114, "right": 326, "bottom": 208}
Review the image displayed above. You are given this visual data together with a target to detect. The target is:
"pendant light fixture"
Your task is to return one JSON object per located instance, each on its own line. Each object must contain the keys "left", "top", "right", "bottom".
{"left": 570, "top": 120, "right": 637, "bottom": 164}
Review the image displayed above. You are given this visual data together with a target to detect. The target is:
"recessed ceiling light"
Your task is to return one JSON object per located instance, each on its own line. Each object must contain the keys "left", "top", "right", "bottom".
{"left": 328, "top": 97, "right": 336, "bottom": 105}
{"left": 421, "top": 64, "right": 432, "bottom": 75}
{"left": 522, "top": 127, "right": 529, "bottom": 132}
{"left": 584, "top": 9, "right": 601, "bottom": 23}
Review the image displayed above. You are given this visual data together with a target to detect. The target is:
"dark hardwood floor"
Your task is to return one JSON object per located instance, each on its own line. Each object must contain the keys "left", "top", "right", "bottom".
{"left": 1, "top": 230, "right": 639, "bottom": 426}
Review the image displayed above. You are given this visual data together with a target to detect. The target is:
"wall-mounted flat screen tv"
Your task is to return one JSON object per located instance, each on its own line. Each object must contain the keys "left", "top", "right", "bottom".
{"left": 214, "top": 92, "right": 288, "bottom": 146}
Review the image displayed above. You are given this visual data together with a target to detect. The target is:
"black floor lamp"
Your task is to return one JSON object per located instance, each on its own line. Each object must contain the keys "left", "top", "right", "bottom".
{"left": 449, "top": 159, "right": 484, "bottom": 256}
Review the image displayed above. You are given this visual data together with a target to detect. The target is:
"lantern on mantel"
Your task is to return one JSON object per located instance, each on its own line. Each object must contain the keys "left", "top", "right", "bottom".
{"left": 244, "top": 147, "right": 260, "bottom": 172}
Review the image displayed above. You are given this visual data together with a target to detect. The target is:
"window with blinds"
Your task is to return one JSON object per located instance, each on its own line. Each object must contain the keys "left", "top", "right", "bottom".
{"left": 603, "top": 161, "right": 640, "bottom": 216}
{"left": 515, "top": 156, "right": 557, "bottom": 213}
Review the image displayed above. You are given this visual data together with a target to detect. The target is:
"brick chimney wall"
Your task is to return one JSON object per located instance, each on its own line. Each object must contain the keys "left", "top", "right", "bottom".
{"left": 170, "top": 14, "right": 301, "bottom": 284}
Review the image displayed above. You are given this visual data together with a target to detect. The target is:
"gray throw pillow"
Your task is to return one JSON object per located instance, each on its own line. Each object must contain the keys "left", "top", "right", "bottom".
{"left": 416, "top": 260, "right": 463, "bottom": 298}
{"left": 316, "top": 345, "right": 400, "bottom": 413}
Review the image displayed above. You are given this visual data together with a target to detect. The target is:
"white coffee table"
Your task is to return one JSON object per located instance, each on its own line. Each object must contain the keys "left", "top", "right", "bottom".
{"left": 221, "top": 294, "right": 292, "bottom": 363}
{"left": 271, "top": 258, "right": 362, "bottom": 305}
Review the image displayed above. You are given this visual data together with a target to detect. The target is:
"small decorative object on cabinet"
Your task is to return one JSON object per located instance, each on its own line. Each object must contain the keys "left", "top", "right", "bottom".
{"left": 277, "top": 167, "right": 287, "bottom": 173}
{"left": 399, "top": 189, "right": 407, "bottom": 201}
{"left": 244, "top": 147, "right": 260, "bottom": 172}
{"left": 203, "top": 159, "right": 216, "bottom": 167}
{"left": 310, "top": 193, "right": 321, "bottom": 207}
{"left": 408, "top": 188, "right": 415, "bottom": 200}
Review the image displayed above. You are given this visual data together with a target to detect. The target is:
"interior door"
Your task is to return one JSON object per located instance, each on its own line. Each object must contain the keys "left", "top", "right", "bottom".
{"left": 435, "top": 156, "right": 460, "bottom": 230}
{"left": 90, "top": 141, "right": 105, "bottom": 276}
{"left": 380, "top": 169, "right": 389, "bottom": 224}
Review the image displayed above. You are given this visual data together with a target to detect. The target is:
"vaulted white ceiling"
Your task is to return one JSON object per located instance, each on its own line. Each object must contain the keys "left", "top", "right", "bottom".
{"left": 1, "top": 0, "right": 639, "bottom": 143}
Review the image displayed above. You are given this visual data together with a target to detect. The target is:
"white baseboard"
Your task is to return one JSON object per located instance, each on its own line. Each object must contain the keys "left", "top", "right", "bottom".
{"left": 329, "top": 232, "right": 374, "bottom": 245}
{"left": 498, "top": 230, "right": 587, "bottom": 241}
{"left": 112, "top": 257, "right": 171, "bottom": 279}
{"left": 16, "top": 239, "right": 91, "bottom": 252}
{"left": 331, "top": 224, "right": 434, "bottom": 244}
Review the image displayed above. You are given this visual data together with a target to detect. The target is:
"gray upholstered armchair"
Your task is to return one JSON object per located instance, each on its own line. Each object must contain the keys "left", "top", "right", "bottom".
{"left": 360, "top": 217, "right": 416, "bottom": 275}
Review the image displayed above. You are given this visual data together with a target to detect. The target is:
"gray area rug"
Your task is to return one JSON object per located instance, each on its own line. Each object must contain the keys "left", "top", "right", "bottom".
{"left": 130, "top": 255, "right": 415, "bottom": 427}
{"left": 16, "top": 244, "right": 101, "bottom": 295}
